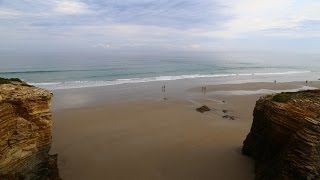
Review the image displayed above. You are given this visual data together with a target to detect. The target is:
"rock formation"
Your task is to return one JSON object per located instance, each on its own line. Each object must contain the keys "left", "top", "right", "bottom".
{"left": 196, "top": 105, "right": 211, "bottom": 113}
{"left": 0, "top": 78, "right": 60, "bottom": 179}
{"left": 222, "top": 115, "right": 235, "bottom": 120}
{"left": 242, "top": 90, "right": 320, "bottom": 180}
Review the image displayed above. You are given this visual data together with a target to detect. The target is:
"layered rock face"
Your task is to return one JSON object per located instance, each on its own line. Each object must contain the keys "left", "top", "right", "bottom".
{"left": 0, "top": 79, "right": 60, "bottom": 179}
{"left": 243, "top": 90, "right": 320, "bottom": 180}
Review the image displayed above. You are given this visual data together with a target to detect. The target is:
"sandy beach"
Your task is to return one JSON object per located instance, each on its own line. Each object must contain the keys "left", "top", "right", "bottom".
{"left": 50, "top": 81, "right": 320, "bottom": 180}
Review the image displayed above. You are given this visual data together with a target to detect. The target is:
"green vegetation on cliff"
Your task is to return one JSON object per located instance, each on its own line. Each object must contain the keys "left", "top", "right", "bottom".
{"left": 0, "top": 77, "right": 32, "bottom": 87}
{"left": 272, "top": 93, "right": 291, "bottom": 103}
{"left": 0, "top": 77, "right": 23, "bottom": 84}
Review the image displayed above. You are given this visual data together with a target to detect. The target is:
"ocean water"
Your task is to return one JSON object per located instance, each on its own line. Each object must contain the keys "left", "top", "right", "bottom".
{"left": 0, "top": 52, "right": 319, "bottom": 90}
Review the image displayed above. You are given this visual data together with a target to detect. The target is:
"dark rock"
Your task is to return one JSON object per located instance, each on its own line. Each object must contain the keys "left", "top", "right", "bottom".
{"left": 47, "top": 154, "right": 62, "bottom": 180}
{"left": 222, "top": 109, "right": 229, "bottom": 113}
{"left": 242, "top": 90, "right": 320, "bottom": 180}
{"left": 196, "top": 105, "right": 211, "bottom": 113}
{"left": 222, "top": 115, "right": 235, "bottom": 120}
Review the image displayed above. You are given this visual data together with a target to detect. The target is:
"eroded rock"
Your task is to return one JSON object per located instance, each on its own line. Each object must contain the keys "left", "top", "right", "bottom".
{"left": 196, "top": 105, "right": 211, "bottom": 113}
{"left": 242, "top": 90, "right": 320, "bottom": 180}
{"left": 222, "top": 115, "right": 236, "bottom": 120}
{"left": 0, "top": 78, "right": 60, "bottom": 179}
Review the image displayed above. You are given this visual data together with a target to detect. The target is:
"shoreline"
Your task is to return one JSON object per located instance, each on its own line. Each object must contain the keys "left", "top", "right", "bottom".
{"left": 50, "top": 81, "right": 319, "bottom": 180}
{"left": 51, "top": 78, "right": 320, "bottom": 111}
{"left": 31, "top": 70, "right": 315, "bottom": 90}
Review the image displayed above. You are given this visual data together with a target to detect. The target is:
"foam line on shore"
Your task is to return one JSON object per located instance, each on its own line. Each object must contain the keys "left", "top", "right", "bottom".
{"left": 29, "top": 71, "right": 311, "bottom": 90}
{"left": 210, "top": 86, "right": 318, "bottom": 96}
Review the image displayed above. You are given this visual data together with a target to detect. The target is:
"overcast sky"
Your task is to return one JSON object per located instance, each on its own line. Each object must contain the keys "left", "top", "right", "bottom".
{"left": 0, "top": 0, "right": 319, "bottom": 54}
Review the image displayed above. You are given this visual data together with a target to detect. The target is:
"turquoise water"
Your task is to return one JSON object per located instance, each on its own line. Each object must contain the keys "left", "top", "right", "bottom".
{"left": 0, "top": 52, "right": 319, "bottom": 89}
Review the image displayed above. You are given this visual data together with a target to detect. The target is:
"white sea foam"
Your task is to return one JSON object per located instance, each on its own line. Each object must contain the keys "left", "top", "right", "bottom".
{"left": 211, "top": 86, "right": 318, "bottom": 96}
{"left": 254, "top": 71, "right": 311, "bottom": 75}
{"left": 30, "top": 82, "right": 62, "bottom": 86}
{"left": 29, "top": 71, "right": 312, "bottom": 90}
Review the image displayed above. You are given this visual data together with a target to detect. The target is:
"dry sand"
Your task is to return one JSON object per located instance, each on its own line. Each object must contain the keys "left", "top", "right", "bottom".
{"left": 51, "top": 82, "right": 320, "bottom": 180}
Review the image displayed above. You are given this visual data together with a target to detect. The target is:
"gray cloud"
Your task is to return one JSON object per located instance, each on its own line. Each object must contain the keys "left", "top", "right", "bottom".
{"left": 0, "top": 0, "right": 319, "bottom": 54}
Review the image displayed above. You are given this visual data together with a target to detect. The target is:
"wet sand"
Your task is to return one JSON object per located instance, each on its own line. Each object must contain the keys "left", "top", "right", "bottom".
{"left": 50, "top": 81, "right": 320, "bottom": 180}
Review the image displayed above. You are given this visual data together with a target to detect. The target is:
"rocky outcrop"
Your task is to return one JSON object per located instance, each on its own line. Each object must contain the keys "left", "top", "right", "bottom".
{"left": 0, "top": 78, "right": 60, "bottom": 179}
{"left": 196, "top": 105, "right": 211, "bottom": 113}
{"left": 242, "top": 90, "right": 320, "bottom": 180}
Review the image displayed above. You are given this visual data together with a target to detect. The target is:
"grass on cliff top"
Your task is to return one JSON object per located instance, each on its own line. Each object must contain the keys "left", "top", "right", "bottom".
{"left": 272, "top": 93, "right": 291, "bottom": 103}
{"left": 0, "top": 77, "right": 31, "bottom": 87}
{"left": 0, "top": 77, "right": 22, "bottom": 84}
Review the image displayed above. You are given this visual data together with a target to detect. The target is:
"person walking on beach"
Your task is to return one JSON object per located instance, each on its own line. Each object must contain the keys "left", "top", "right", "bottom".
{"left": 162, "top": 85, "right": 166, "bottom": 92}
{"left": 202, "top": 86, "right": 206, "bottom": 94}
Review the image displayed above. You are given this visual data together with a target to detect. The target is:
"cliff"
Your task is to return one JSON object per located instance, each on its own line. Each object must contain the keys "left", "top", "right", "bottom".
{"left": 0, "top": 78, "right": 60, "bottom": 179}
{"left": 242, "top": 90, "right": 320, "bottom": 180}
